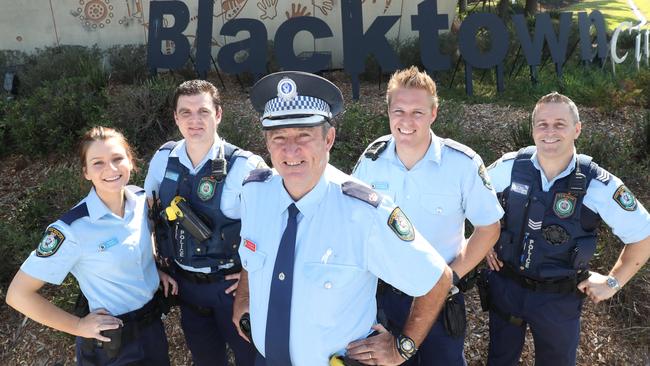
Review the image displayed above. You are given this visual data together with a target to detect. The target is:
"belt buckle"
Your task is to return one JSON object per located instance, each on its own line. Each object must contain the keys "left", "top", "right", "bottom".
{"left": 195, "top": 272, "right": 211, "bottom": 283}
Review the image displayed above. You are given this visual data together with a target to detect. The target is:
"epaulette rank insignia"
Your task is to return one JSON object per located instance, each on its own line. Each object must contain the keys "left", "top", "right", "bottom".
{"left": 341, "top": 181, "right": 380, "bottom": 208}
{"left": 36, "top": 227, "right": 66, "bottom": 257}
{"left": 243, "top": 168, "right": 273, "bottom": 185}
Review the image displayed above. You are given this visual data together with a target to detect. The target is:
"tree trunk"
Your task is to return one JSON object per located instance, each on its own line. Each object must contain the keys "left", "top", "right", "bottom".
{"left": 498, "top": 0, "right": 510, "bottom": 19}
{"left": 525, "top": 0, "right": 538, "bottom": 16}
{"left": 459, "top": 0, "right": 467, "bottom": 12}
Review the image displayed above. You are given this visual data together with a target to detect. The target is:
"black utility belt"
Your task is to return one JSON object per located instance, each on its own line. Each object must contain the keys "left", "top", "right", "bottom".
{"left": 175, "top": 265, "right": 239, "bottom": 284}
{"left": 498, "top": 265, "right": 588, "bottom": 294}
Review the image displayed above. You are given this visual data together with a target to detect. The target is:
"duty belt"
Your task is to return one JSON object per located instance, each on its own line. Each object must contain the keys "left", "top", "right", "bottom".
{"left": 174, "top": 264, "right": 239, "bottom": 284}
{"left": 498, "top": 264, "right": 589, "bottom": 295}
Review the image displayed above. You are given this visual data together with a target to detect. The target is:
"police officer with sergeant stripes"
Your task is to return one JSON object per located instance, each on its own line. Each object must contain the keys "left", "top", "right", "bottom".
{"left": 145, "top": 80, "right": 264, "bottom": 366}
{"left": 231, "top": 71, "right": 453, "bottom": 366}
{"left": 352, "top": 66, "right": 503, "bottom": 366}
{"left": 485, "top": 92, "right": 650, "bottom": 366}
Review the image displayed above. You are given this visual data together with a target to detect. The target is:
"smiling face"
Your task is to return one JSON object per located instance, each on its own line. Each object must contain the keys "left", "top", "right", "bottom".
{"left": 265, "top": 125, "right": 335, "bottom": 201}
{"left": 388, "top": 87, "right": 437, "bottom": 152}
{"left": 174, "top": 92, "right": 221, "bottom": 148}
{"left": 83, "top": 137, "right": 133, "bottom": 197}
{"left": 532, "top": 102, "right": 581, "bottom": 161}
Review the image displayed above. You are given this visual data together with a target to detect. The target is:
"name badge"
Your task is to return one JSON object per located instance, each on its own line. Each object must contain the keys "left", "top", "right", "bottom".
{"left": 164, "top": 170, "right": 180, "bottom": 182}
{"left": 372, "top": 181, "right": 389, "bottom": 190}
{"left": 510, "top": 182, "right": 529, "bottom": 196}
{"left": 99, "top": 238, "right": 119, "bottom": 252}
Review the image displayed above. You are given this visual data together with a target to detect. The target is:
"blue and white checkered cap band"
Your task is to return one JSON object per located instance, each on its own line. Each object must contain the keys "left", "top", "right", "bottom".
{"left": 262, "top": 95, "right": 332, "bottom": 120}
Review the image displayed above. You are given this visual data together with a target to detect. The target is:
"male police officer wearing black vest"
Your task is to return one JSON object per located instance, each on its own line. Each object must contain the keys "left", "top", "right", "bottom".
{"left": 145, "top": 80, "right": 265, "bottom": 366}
{"left": 484, "top": 92, "right": 650, "bottom": 365}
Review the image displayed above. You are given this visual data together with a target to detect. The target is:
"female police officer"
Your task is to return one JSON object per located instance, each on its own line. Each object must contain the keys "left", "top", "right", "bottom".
{"left": 6, "top": 126, "right": 177, "bottom": 365}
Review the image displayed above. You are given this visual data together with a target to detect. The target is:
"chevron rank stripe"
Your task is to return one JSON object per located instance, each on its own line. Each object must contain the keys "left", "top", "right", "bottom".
{"left": 528, "top": 219, "right": 542, "bottom": 230}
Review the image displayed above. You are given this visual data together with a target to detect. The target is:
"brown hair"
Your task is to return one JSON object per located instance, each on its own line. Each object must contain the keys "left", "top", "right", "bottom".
{"left": 532, "top": 92, "right": 580, "bottom": 125}
{"left": 79, "top": 126, "right": 137, "bottom": 172}
{"left": 173, "top": 79, "right": 221, "bottom": 111}
{"left": 386, "top": 66, "right": 439, "bottom": 108}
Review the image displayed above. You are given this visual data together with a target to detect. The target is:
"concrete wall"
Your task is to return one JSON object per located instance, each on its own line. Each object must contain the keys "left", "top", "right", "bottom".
{"left": 0, "top": 0, "right": 456, "bottom": 68}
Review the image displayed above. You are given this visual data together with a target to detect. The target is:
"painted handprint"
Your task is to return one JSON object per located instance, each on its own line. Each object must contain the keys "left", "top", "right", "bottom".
{"left": 312, "top": 0, "right": 333, "bottom": 16}
{"left": 221, "top": 0, "right": 249, "bottom": 20}
{"left": 257, "top": 0, "right": 278, "bottom": 20}
{"left": 285, "top": 3, "right": 311, "bottom": 19}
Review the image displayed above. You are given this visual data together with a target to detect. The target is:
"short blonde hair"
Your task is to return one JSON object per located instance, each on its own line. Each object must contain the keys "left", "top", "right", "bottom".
{"left": 532, "top": 92, "right": 580, "bottom": 125}
{"left": 386, "top": 66, "right": 438, "bottom": 108}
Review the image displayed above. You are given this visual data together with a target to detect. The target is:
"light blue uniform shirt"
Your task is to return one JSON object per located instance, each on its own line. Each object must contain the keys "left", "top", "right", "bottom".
{"left": 353, "top": 133, "right": 504, "bottom": 263}
{"left": 488, "top": 150, "right": 650, "bottom": 244}
{"left": 239, "top": 165, "right": 447, "bottom": 366}
{"left": 144, "top": 136, "right": 265, "bottom": 272}
{"left": 21, "top": 188, "right": 159, "bottom": 316}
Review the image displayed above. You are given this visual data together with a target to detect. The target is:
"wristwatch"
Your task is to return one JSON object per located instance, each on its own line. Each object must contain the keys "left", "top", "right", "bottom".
{"left": 606, "top": 275, "right": 621, "bottom": 291}
{"left": 395, "top": 334, "right": 417, "bottom": 361}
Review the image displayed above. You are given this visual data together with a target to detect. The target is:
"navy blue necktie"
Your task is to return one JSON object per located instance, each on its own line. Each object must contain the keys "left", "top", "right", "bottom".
{"left": 265, "top": 203, "right": 299, "bottom": 366}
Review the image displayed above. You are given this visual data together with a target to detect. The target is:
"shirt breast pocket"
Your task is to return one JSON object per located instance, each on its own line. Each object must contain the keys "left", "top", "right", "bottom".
{"left": 303, "top": 263, "right": 363, "bottom": 326}
{"left": 241, "top": 250, "right": 266, "bottom": 297}
{"left": 420, "top": 194, "right": 461, "bottom": 217}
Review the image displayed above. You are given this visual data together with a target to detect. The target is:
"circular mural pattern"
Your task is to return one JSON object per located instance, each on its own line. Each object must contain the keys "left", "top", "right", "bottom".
{"left": 77, "top": 0, "right": 114, "bottom": 29}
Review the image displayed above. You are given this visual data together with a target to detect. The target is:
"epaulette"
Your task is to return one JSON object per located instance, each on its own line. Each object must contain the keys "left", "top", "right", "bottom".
{"left": 501, "top": 151, "right": 517, "bottom": 161}
{"left": 60, "top": 203, "right": 89, "bottom": 225}
{"left": 591, "top": 162, "right": 611, "bottom": 184}
{"left": 243, "top": 168, "right": 273, "bottom": 185}
{"left": 443, "top": 138, "right": 476, "bottom": 159}
{"left": 126, "top": 185, "right": 145, "bottom": 196}
{"left": 341, "top": 181, "right": 381, "bottom": 208}
{"left": 363, "top": 135, "right": 391, "bottom": 161}
{"left": 158, "top": 140, "right": 178, "bottom": 151}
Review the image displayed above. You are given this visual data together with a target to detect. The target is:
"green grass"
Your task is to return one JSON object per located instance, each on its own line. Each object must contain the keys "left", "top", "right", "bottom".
{"left": 564, "top": 0, "right": 650, "bottom": 31}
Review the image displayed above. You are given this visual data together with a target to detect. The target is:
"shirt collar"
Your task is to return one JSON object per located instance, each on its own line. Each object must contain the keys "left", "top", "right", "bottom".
{"left": 86, "top": 187, "right": 136, "bottom": 223}
{"left": 276, "top": 165, "right": 330, "bottom": 220}
{"left": 170, "top": 134, "right": 223, "bottom": 171}
{"left": 384, "top": 130, "right": 441, "bottom": 167}
{"left": 530, "top": 149, "right": 577, "bottom": 188}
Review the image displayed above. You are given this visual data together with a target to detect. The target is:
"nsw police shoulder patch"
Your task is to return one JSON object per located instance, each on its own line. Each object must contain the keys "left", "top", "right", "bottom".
{"left": 197, "top": 176, "right": 217, "bottom": 201}
{"left": 388, "top": 207, "right": 415, "bottom": 241}
{"left": 478, "top": 164, "right": 493, "bottom": 190}
{"left": 613, "top": 185, "right": 637, "bottom": 211}
{"left": 36, "top": 227, "right": 66, "bottom": 257}
{"left": 553, "top": 193, "right": 576, "bottom": 219}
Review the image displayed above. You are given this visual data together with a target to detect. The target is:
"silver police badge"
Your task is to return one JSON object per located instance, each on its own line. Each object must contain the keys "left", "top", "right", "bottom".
{"left": 277, "top": 77, "right": 298, "bottom": 101}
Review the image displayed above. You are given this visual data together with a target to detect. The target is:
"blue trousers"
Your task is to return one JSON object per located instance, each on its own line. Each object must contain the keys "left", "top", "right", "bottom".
{"left": 75, "top": 318, "right": 169, "bottom": 366}
{"left": 486, "top": 270, "right": 584, "bottom": 366}
{"left": 176, "top": 273, "right": 255, "bottom": 366}
{"left": 379, "top": 289, "right": 467, "bottom": 366}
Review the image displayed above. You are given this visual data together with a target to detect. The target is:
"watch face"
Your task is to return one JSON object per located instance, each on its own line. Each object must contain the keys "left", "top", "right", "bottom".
{"left": 607, "top": 277, "right": 618, "bottom": 289}
{"left": 400, "top": 338, "right": 414, "bottom": 352}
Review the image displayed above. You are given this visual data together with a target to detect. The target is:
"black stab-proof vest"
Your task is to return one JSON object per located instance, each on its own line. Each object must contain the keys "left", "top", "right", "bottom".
{"left": 158, "top": 142, "right": 249, "bottom": 273}
{"left": 496, "top": 147, "right": 608, "bottom": 281}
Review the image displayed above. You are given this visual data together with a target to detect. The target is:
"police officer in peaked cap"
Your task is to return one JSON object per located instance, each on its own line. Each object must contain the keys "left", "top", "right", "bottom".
{"left": 232, "top": 71, "right": 453, "bottom": 366}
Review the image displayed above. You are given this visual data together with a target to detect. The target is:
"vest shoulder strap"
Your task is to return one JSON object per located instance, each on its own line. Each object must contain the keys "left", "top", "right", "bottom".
{"left": 158, "top": 140, "right": 179, "bottom": 152}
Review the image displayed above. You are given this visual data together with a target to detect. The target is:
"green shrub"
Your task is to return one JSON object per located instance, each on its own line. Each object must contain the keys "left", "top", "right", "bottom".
{"left": 0, "top": 221, "right": 41, "bottom": 285}
{"left": 6, "top": 77, "right": 108, "bottom": 156}
{"left": 107, "top": 44, "right": 149, "bottom": 85}
{"left": 331, "top": 103, "right": 390, "bottom": 173}
{"left": 105, "top": 77, "right": 178, "bottom": 156}
{"left": 631, "top": 111, "right": 650, "bottom": 162}
{"left": 220, "top": 110, "right": 267, "bottom": 159}
{"left": 17, "top": 162, "right": 89, "bottom": 233}
{"left": 510, "top": 119, "right": 534, "bottom": 149}
{"left": 18, "top": 46, "right": 107, "bottom": 96}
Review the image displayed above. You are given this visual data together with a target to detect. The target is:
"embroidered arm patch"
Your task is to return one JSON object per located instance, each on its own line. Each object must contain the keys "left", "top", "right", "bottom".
{"left": 613, "top": 185, "right": 638, "bottom": 211}
{"left": 388, "top": 207, "right": 415, "bottom": 241}
{"left": 36, "top": 227, "right": 66, "bottom": 257}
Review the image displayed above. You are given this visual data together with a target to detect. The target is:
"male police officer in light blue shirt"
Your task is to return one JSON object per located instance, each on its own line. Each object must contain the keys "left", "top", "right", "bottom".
{"left": 145, "top": 80, "right": 264, "bottom": 366}
{"left": 485, "top": 92, "right": 650, "bottom": 365}
{"left": 232, "top": 71, "right": 453, "bottom": 366}
{"left": 353, "top": 66, "right": 503, "bottom": 365}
